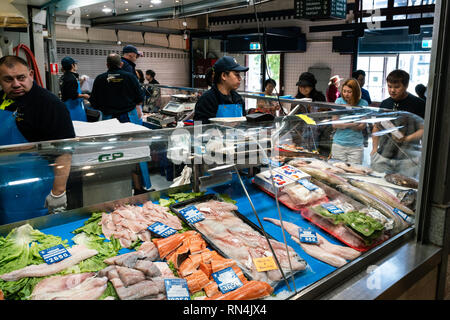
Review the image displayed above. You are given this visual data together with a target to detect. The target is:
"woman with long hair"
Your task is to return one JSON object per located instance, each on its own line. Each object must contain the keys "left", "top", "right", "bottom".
{"left": 331, "top": 78, "right": 369, "bottom": 164}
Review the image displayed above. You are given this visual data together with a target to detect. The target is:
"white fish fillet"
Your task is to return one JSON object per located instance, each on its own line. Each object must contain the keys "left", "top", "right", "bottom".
{"left": 263, "top": 217, "right": 361, "bottom": 261}
{"left": 0, "top": 245, "right": 98, "bottom": 281}
{"left": 31, "top": 273, "right": 108, "bottom": 300}
{"left": 291, "top": 236, "right": 347, "bottom": 268}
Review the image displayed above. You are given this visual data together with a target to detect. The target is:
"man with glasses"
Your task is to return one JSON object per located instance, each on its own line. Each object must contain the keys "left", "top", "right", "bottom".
{"left": 193, "top": 56, "right": 248, "bottom": 123}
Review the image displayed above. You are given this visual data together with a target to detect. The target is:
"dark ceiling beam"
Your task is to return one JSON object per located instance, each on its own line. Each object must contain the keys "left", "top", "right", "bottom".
{"left": 191, "top": 27, "right": 302, "bottom": 39}
{"left": 309, "top": 17, "right": 434, "bottom": 33}
{"left": 90, "top": 0, "right": 271, "bottom": 27}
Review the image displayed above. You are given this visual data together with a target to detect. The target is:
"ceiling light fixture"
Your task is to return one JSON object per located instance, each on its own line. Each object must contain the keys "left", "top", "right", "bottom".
{"left": 102, "top": 7, "right": 112, "bottom": 13}
{"left": 151, "top": 0, "right": 162, "bottom": 4}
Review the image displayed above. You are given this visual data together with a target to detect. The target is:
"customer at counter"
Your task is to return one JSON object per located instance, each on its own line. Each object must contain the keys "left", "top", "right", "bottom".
{"left": 193, "top": 56, "right": 248, "bottom": 123}
{"left": 295, "top": 72, "right": 326, "bottom": 103}
{"left": 352, "top": 70, "right": 372, "bottom": 105}
{"left": 326, "top": 75, "right": 341, "bottom": 103}
{"left": 255, "top": 78, "right": 280, "bottom": 116}
{"left": 121, "top": 44, "right": 141, "bottom": 75}
{"left": 0, "top": 55, "right": 75, "bottom": 224}
{"left": 331, "top": 78, "right": 368, "bottom": 164}
{"left": 379, "top": 70, "right": 425, "bottom": 119}
{"left": 60, "top": 56, "right": 89, "bottom": 122}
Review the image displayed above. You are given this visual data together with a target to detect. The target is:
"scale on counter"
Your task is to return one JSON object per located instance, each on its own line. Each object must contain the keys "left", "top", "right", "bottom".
{"left": 161, "top": 94, "right": 196, "bottom": 116}
{"left": 146, "top": 94, "right": 196, "bottom": 127}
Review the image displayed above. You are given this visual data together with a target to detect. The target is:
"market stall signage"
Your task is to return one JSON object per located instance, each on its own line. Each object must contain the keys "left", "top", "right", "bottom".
{"left": 164, "top": 278, "right": 190, "bottom": 300}
{"left": 39, "top": 244, "right": 71, "bottom": 265}
{"left": 179, "top": 206, "right": 205, "bottom": 224}
{"left": 147, "top": 222, "right": 177, "bottom": 238}
{"left": 297, "top": 114, "right": 316, "bottom": 125}
{"left": 295, "top": 0, "right": 347, "bottom": 20}
{"left": 98, "top": 152, "right": 124, "bottom": 163}
{"left": 212, "top": 267, "right": 243, "bottom": 294}
{"left": 299, "top": 228, "right": 319, "bottom": 244}
{"left": 253, "top": 256, "right": 278, "bottom": 272}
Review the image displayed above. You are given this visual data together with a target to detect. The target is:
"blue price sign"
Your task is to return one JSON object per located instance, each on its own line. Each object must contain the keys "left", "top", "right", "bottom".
{"left": 148, "top": 222, "right": 177, "bottom": 238}
{"left": 212, "top": 267, "right": 243, "bottom": 294}
{"left": 165, "top": 279, "right": 190, "bottom": 300}
{"left": 179, "top": 206, "right": 205, "bottom": 224}
{"left": 299, "top": 228, "right": 319, "bottom": 244}
{"left": 298, "top": 178, "right": 318, "bottom": 191}
{"left": 39, "top": 244, "right": 71, "bottom": 265}
{"left": 321, "top": 203, "right": 344, "bottom": 215}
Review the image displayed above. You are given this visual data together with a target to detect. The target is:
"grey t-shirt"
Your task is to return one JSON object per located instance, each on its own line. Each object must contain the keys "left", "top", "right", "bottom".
{"left": 375, "top": 111, "right": 424, "bottom": 160}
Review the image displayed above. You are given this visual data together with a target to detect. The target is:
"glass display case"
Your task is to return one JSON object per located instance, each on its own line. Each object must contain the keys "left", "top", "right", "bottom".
{"left": 0, "top": 93, "right": 427, "bottom": 300}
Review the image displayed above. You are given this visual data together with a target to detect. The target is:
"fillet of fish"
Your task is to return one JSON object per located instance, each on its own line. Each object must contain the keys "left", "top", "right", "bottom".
{"left": 0, "top": 245, "right": 98, "bottom": 282}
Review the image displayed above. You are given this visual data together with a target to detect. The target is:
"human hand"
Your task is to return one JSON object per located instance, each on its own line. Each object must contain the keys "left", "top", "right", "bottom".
{"left": 44, "top": 190, "right": 67, "bottom": 214}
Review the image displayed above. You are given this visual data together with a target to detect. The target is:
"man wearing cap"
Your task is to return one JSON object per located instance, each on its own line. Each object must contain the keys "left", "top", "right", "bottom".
{"left": 193, "top": 56, "right": 248, "bottom": 123}
{"left": 60, "top": 56, "right": 89, "bottom": 121}
{"left": 121, "top": 45, "right": 141, "bottom": 76}
{"left": 0, "top": 55, "right": 75, "bottom": 224}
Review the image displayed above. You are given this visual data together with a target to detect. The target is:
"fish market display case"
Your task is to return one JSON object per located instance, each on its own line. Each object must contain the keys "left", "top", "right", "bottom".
{"left": 0, "top": 97, "right": 442, "bottom": 300}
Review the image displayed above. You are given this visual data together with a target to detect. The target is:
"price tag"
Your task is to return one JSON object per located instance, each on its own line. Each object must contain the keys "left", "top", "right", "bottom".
{"left": 271, "top": 173, "right": 291, "bottom": 186}
{"left": 253, "top": 256, "right": 278, "bottom": 272}
{"left": 179, "top": 206, "right": 205, "bottom": 224}
{"left": 298, "top": 178, "right": 318, "bottom": 191}
{"left": 212, "top": 267, "right": 243, "bottom": 294}
{"left": 297, "top": 114, "right": 316, "bottom": 125}
{"left": 39, "top": 244, "right": 71, "bottom": 265}
{"left": 393, "top": 208, "right": 415, "bottom": 224}
{"left": 299, "top": 228, "right": 319, "bottom": 244}
{"left": 147, "top": 221, "right": 177, "bottom": 238}
{"left": 164, "top": 279, "right": 190, "bottom": 300}
{"left": 321, "top": 203, "right": 344, "bottom": 215}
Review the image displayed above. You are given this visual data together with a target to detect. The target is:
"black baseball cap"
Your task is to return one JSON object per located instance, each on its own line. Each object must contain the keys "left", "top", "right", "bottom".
{"left": 296, "top": 72, "right": 317, "bottom": 87}
{"left": 213, "top": 56, "right": 249, "bottom": 74}
{"left": 61, "top": 56, "right": 77, "bottom": 68}
{"left": 122, "top": 45, "right": 140, "bottom": 55}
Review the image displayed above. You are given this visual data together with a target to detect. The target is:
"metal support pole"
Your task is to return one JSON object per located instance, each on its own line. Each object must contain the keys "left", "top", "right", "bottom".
{"left": 46, "top": 4, "right": 59, "bottom": 95}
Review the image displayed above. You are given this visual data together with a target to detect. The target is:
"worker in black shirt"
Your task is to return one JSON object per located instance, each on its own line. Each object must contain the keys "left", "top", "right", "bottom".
{"left": 89, "top": 53, "right": 144, "bottom": 122}
{"left": 0, "top": 55, "right": 75, "bottom": 224}
{"left": 59, "top": 56, "right": 89, "bottom": 121}
{"left": 193, "top": 56, "right": 248, "bottom": 123}
{"left": 89, "top": 53, "right": 152, "bottom": 192}
{"left": 379, "top": 70, "right": 426, "bottom": 119}
{"left": 145, "top": 69, "right": 161, "bottom": 112}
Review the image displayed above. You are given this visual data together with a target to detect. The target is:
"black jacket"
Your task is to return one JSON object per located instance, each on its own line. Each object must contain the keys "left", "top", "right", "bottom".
{"left": 121, "top": 57, "right": 136, "bottom": 76}
{"left": 60, "top": 71, "right": 79, "bottom": 102}
{"left": 1, "top": 82, "right": 75, "bottom": 143}
{"left": 193, "top": 85, "right": 245, "bottom": 123}
{"left": 89, "top": 67, "right": 144, "bottom": 116}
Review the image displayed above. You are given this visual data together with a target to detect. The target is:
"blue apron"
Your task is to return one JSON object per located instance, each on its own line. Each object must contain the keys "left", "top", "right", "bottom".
{"left": 216, "top": 103, "right": 243, "bottom": 118}
{"left": 64, "top": 80, "right": 87, "bottom": 122}
{"left": 0, "top": 110, "right": 54, "bottom": 225}
{"left": 103, "top": 108, "right": 151, "bottom": 190}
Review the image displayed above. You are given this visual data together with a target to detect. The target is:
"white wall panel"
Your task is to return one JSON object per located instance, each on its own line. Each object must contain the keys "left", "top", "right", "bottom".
{"left": 56, "top": 41, "right": 190, "bottom": 87}
{"left": 118, "top": 30, "right": 144, "bottom": 45}
{"left": 87, "top": 28, "right": 116, "bottom": 42}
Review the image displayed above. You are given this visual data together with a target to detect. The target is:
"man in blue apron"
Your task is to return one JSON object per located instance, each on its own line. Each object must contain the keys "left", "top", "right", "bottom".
{"left": 89, "top": 53, "right": 152, "bottom": 192}
{"left": 60, "top": 56, "right": 89, "bottom": 121}
{"left": 194, "top": 56, "right": 248, "bottom": 123}
{"left": 0, "top": 55, "right": 75, "bottom": 225}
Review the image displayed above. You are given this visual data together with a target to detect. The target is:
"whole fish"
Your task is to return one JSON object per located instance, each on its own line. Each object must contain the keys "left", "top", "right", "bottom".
{"left": 297, "top": 166, "right": 349, "bottom": 188}
{"left": 385, "top": 173, "right": 419, "bottom": 189}
{"left": 335, "top": 183, "right": 409, "bottom": 234}
{"left": 348, "top": 179, "right": 415, "bottom": 217}
{"left": 332, "top": 162, "right": 373, "bottom": 175}
{"left": 397, "top": 189, "right": 417, "bottom": 211}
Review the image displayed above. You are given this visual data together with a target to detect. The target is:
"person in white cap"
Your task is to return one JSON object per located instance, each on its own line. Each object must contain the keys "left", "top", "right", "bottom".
{"left": 326, "top": 75, "right": 341, "bottom": 103}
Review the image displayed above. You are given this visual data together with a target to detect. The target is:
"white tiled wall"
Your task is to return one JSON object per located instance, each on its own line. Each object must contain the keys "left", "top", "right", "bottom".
{"left": 284, "top": 41, "right": 353, "bottom": 97}
{"left": 56, "top": 42, "right": 190, "bottom": 87}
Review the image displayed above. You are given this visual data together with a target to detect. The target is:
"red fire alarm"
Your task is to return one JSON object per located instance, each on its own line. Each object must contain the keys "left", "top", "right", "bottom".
{"left": 50, "top": 63, "right": 58, "bottom": 75}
